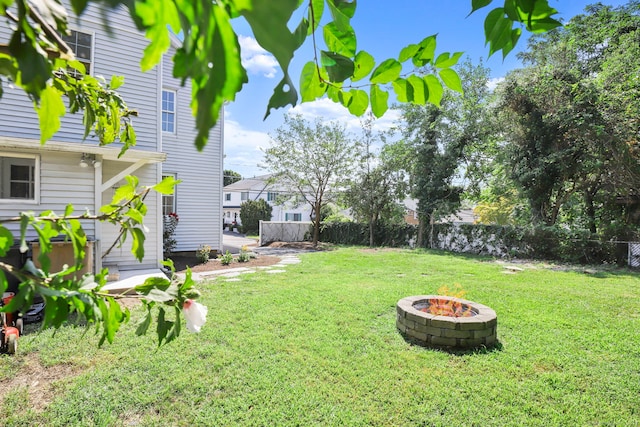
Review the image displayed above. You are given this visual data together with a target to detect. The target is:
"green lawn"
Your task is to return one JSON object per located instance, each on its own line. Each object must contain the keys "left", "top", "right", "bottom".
{"left": 2, "top": 248, "right": 640, "bottom": 426}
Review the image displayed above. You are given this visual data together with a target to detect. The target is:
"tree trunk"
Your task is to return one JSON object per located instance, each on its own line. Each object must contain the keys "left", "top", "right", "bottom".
{"left": 312, "top": 203, "right": 321, "bottom": 247}
{"left": 585, "top": 189, "right": 597, "bottom": 234}
{"left": 417, "top": 217, "right": 425, "bottom": 248}
{"left": 429, "top": 213, "right": 435, "bottom": 249}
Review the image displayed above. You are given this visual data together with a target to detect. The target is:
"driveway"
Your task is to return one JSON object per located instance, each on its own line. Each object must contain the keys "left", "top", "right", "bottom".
{"left": 222, "top": 231, "right": 258, "bottom": 254}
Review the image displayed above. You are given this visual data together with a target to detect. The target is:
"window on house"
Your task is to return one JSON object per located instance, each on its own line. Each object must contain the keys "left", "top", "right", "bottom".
{"left": 162, "top": 90, "right": 176, "bottom": 133}
{"left": 61, "top": 30, "right": 92, "bottom": 77}
{"left": 225, "top": 193, "right": 231, "bottom": 201}
{"left": 0, "top": 155, "right": 38, "bottom": 201}
{"left": 285, "top": 213, "right": 302, "bottom": 222}
{"left": 241, "top": 191, "right": 249, "bottom": 201}
{"left": 267, "top": 192, "right": 278, "bottom": 202}
{"left": 162, "top": 174, "right": 177, "bottom": 215}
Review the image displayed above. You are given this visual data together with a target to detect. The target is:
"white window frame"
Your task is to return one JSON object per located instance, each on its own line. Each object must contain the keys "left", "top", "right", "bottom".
{"left": 267, "top": 191, "right": 278, "bottom": 202}
{"left": 225, "top": 193, "right": 231, "bottom": 201}
{"left": 162, "top": 173, "right": 177, "bottom": 215}
{"left": 162, "top": 89, "right": 177, "bottom": 134}
{"left": 241, "top": 191, "right": 249, "bottom": 201}
{"left": 61, "top": 29, "right": 93, "bottom": 77}
{"left": 0, "top": 153, "right": 40, "bottom": 204}
{"left": 285, "top": 213, "right": 302, "bottom": 222}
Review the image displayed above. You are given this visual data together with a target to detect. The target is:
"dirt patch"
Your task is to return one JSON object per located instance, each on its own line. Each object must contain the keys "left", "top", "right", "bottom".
{"left": 0, "top": 353, "right": 82, "bottom": 412}
{"left": 169, "top": 254, "right": 282, "bottom": 273}
{"left": 266, "top": 241, "right": 333, "bottom": 251}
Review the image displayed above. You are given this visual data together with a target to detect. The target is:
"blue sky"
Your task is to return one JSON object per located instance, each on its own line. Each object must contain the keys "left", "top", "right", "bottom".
{"left": 223, "top": 1, "right": 628, "bottom": 178}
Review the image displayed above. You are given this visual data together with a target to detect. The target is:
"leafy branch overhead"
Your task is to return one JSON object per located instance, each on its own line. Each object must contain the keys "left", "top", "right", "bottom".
{"left": 0, "top": 0, "right": 561, "bottom": 151}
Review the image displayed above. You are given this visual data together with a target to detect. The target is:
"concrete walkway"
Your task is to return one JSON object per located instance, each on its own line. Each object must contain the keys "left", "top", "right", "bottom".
{"left": 222, "top": 231, "right": 258, "bottom": 254}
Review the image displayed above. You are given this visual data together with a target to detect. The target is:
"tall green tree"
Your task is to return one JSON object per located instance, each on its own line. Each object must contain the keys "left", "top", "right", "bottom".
{"left": 344, "top": 114, "right": 408, "bottom": 246}
{"left": 497, "top": 1, "right": 640, "bottom": 231}
{"left": 399, "top": 60, "right": 494, "bottom": 247}
{"left": 263, "top": 114, "right": 357, "bottom": 246}
{"left": 223, "top": 170, "right": 242, "bottom": 187}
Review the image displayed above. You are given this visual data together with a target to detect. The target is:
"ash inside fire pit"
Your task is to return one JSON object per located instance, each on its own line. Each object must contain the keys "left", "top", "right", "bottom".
{"left": 396, "top": 295, "right": 497, "bottom": 350}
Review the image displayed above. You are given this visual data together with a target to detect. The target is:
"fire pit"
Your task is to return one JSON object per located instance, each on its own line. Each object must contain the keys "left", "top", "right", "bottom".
{"left": 396, "top": 295, "right": 497, "bottom": 350}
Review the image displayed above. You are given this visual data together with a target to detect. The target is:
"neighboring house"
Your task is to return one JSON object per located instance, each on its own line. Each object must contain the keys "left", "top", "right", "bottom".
{"left": 0, "top": 3, "right": 223, "bottom": 276}
{"left": 223, "top": 174, "right": 313, "bottom": 225}
{"left": 403, "top": 199, "right": 477, "bottom": 225}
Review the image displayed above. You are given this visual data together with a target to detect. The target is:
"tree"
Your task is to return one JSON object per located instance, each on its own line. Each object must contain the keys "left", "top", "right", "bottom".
{"left": 344, "top": 114, "right": 407, "bottom": 246}
{"left": 496, "top": 1, "right": 640, "bottom": 231}
{"left": 0, "top": 0, "right": 564, "bottom": 344}
{"left": 399, "top": 60, "right": 493, "bottom": 247}
{"left": 223, "top": 170, "right": 242, "bottom": 187}
{"left": 263, "top": 114, "right": 357, "bottom": 246}
{"left": 239, "top": 199, "right": 272, "bottom": 235}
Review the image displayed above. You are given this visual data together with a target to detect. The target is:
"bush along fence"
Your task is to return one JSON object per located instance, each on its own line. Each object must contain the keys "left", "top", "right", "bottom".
{"left": 319, "top": 222, "right": 635, "bottom": 265}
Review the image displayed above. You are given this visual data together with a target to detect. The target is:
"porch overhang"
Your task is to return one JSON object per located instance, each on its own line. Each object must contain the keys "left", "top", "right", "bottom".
{"left": 0, "top": 136, "right": 166, "bottom": 163}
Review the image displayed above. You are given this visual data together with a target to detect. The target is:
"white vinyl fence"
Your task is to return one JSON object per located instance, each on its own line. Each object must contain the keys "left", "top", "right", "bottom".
{"left": 259, "top": 221, "right": 313, "bottom": 246}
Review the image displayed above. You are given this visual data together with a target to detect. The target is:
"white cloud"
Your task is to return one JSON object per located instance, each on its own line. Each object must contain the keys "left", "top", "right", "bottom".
{"left": 223, "top": 119, "right": 270, "bottom": 177}
{"left": 238, "top": 35, "right": 279, "bottom": 79}
{"left": 288, "top": 98, "right": 402, "bottom": 135}
{"left": 487, "top": 77, "right": 505, "bottom": 91}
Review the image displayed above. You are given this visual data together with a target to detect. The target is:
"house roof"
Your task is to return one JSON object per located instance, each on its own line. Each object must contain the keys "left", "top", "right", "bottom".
{"left": 224, "top": 174, "right": 273, "bottom": 191}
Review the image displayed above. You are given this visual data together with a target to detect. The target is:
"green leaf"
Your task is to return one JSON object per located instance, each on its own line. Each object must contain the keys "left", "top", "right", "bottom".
{"left": 439, "top": 68, "right": 463, "bottom": 93}
{"left": 408, "top": 75, "right": 427, "bottom": 105}
{"left": 484, "top": 8, "right": 513, "bottom": 56}
{"left": 321, "top": 51, "right": 355, "bottom": 83}
{"left": 153, "top": 175, "right": 181, "bottom": 195}
{"left": 135, "top": 0, "right": 180, "bottom": 71}
{"left": 352, "top": 51, "right": 374, "bottom": 82}
{"left": 346, "top": 89, "right": 368, "bottom": 116}
{"left": 126, "top": 208, "right": 144, "bottom": 225}
{"left": 0, "top": 226, "right": 13, "bottom": 256}
{"left": 131, "top": 227, "right": 146, "bottom": 261}
{"left": 424, "top": 74, "right": 444, "bottom": 106}
{"left": 392, "top": 78, "right": 414, "bottom": 103}
{"left": 308, "top": 0, "right": 324, "bottom": 34}
{"left": 415, "top": 35, "right": 437, "bottom": 66}
{"left": 156, "top": 307, "right": 169, "bottom": 345}
{"left": 370, "top": 59, "right": 401, "bottom": 84}
{"left": 135, "top": 276, "right": 172, "bottom": 294}
{"left": 470, "top": 0, "right": 493, "bottom": 14}
{"left": 399, "top": 44, "right": 420, "bottom": 63}
{"left": 370, "top": 84, "right": 388, "bottom": 118}
{"left": 36, "top": 85, "right": 65, "bottom": 143}
{"left": 135, "top": 308, "right": 152, "bottom": 336}
{"left": 300, "top": 61, "right": 326, "bottom": 102}
{"left": 323, "top": 22, "right": 356, "bottom": 57}
{"left": 434, "top": 52, "right": 464, "bottom": 69}
{"left": 109, "top": 75, "right": 125, "bottom": 90}
{"left": 327, "top": 0, "right": 356, "bottom": 32}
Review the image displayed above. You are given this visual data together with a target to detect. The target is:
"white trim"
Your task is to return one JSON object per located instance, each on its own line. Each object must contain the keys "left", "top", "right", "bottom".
{"left": 0, "top": 136, "right": 166, "bottom": 163}
{"left": 161, "top": 89, "right": 177, "bottom": 134}
{"left": 101, "top": 160, "right": 147, "bottom": 192}
{"left": 0, "top": 152, "right": 40, "bottom": 204}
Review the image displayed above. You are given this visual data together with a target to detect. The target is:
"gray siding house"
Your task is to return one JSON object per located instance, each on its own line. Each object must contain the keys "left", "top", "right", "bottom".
{"left": 0, "top": 3, "right": 223, "bottom": 275}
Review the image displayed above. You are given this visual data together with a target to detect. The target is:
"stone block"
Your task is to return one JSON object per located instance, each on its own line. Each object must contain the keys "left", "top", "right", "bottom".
{"left": 430, "top": 336, "right": 457, "bottom": 347}
{"left": 430, "top": 316, "right": 458, "bottom": 329}
{"left": 473, "top": 327, "right": 495, "bottom": 339}
{"left": 443, "top": 328, "right": 475, "bottom": 339}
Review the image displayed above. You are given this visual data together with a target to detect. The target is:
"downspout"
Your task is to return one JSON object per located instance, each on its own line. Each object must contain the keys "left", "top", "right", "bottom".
{"left": 94, "top": 157, "right": 102, "bottom": 275}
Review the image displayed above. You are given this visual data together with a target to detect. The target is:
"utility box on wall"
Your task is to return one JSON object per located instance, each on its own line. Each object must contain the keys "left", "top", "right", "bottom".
{"left": 31, "top": 240, "right": 94, "bottom": 277}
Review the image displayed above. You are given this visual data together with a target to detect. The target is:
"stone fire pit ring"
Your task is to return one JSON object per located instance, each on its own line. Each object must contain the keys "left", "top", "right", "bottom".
{"left": 396, "top": 295, "right": 497, "bottom": 350}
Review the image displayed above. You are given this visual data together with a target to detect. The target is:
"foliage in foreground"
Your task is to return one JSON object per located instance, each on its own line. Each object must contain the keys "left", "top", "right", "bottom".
{"left": 0, "top": 176, "right": 206, "bottom": 346}
{"left": 2, "top": 248, "right": 639, "bottom": 425}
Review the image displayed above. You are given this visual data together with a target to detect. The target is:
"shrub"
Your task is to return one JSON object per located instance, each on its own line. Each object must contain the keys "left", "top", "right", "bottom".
{"left": 163, "top": 212, "right": 179, "bottom": 257}
{"left": 237, "top": 245, "right": 251, "bottom": 262}
{"left": 240, "top": 199, "right": 272, "bottom": 235}
{"left": 220, "top": 250, "right": 233, "bottom": 265}
{"left": 196, "top": 244, "right": 211, "bottom": 263}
